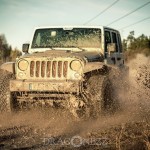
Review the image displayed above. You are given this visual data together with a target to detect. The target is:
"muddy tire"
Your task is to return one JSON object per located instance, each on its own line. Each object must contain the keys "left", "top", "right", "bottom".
{"left": 71, "top": 75, "right": 113, "bottom": 119}
{"left": 85, "top": 75, "right": 113, "bottom": 117}
{"left": 0, "top": 69, "right": 15, "bottom": 112}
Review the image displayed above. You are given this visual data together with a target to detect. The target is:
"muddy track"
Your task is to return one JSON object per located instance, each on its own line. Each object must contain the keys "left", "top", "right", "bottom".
{"left": 0, "top": 114, "right": 150, "bottom": 150}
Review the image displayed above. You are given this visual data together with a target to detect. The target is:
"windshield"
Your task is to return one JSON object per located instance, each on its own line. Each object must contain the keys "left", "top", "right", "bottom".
{"left": 31, "top": 28, "right": 101, "bottom": 49}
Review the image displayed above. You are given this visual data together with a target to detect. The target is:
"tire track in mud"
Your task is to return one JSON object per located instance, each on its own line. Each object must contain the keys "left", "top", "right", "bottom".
{"left": 0, "top": 54, "right": 150, "bottom": 149}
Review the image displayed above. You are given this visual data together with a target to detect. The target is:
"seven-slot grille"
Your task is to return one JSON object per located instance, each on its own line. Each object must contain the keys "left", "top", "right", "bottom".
{"left": 30, "top": 60, "right": 68, "bottom": 78}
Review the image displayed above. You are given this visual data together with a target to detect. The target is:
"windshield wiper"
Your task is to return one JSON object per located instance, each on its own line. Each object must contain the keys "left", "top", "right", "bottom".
{"left": 70, "top": 46, "right": 86, "bottom": 51}
{"left": 33, "top": 44, "right": 55, "bottom": 50}
{"left": 33, "top": 46, "right": 55, "bottom": 53}
{"left": 45, "top": 46, "right": 55, "bottom": 50}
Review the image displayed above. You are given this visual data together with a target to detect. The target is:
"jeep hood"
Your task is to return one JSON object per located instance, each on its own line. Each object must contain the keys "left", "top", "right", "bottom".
{"left": 21, "top": 50, "right": 104, "bottom": 62}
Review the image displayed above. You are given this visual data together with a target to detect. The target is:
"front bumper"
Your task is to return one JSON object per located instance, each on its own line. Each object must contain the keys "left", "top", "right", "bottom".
{"left": 10, "top": 80, "right": 81, "bottom": 93}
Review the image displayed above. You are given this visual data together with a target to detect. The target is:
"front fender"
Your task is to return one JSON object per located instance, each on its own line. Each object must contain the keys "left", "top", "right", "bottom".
{"left": 0, "top": 62, "right": 15, "bottom": 73}
{"left": 83, "top": 62, "right": 108, "bottom": 74}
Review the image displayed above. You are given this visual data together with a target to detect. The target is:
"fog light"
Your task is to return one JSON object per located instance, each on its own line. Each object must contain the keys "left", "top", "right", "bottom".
{"left": 18, "top": 72, "right": 24, "bottom": 78}
{"left": 74, "top": 73, "right": 81, "bottom": 78}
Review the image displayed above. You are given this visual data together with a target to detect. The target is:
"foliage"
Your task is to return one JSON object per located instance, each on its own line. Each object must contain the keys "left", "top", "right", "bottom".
{"left": 123, "top": 32, "right": 150, "bottom": 61}
{"left": 0, "top": 34, "right": 11, "bottom": 62}
{"left": 10, "top": 48, "right": 22, "bottom": 61}
{"left": 0, "top": 34, "right": 21, "bottom": 64}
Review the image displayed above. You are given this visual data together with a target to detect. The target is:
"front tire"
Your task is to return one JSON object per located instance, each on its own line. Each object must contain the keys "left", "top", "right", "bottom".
{"left": 0, "top": 69, "right": 15, "bottom": 112}
{"left": 85, "top": 75, "right": 113, "bottom": 117}
{"left": 70, "top": 75, "right": 114, "bottom": 119}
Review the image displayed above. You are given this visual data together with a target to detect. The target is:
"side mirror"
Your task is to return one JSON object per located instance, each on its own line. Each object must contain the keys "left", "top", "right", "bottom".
{"left": 107, "top": 43, "right": 116, "bottom": 54}
{"left": 22, "top": 43, "right": 29, "bottom": 53}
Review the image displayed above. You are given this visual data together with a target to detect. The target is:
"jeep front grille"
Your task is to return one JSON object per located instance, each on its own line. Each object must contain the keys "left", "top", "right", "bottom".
{"left": 30, "top": 61, "right": 68, "bottom": 78}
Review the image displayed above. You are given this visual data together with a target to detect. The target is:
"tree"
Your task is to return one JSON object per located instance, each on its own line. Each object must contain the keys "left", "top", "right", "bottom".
{"left": 0, "top": 34, "right": 12, "bottom": 62}
{"left": 124, "top": 32, "right": 150, "bottom": 60}
{"left": 10, "top": 48, "right": 22, "bottom": 61}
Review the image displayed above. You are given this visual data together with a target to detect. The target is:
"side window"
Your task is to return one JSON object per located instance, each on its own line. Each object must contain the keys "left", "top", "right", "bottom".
{"left": 105, "top": 31, "right": 111, "bottom": 52}
{"left": 112, "top": 32, "right": 118, "bottom": 52}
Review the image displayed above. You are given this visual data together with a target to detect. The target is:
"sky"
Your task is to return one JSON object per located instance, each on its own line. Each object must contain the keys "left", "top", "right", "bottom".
{"left": 0, "top": 0, "right": 150, "bottom": 50}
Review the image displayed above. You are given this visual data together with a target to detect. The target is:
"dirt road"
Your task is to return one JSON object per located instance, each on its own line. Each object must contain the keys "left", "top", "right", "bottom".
{"left": 0, "top": 54, "right": 150, "bottom": 150}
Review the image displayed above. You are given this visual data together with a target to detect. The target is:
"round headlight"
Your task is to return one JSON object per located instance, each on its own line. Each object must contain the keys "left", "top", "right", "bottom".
{"left": 18, "top": 59, "right": 29, "bottom": 71}
{"left": 70, "top": 60, "right": 82, "bottom": 71}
